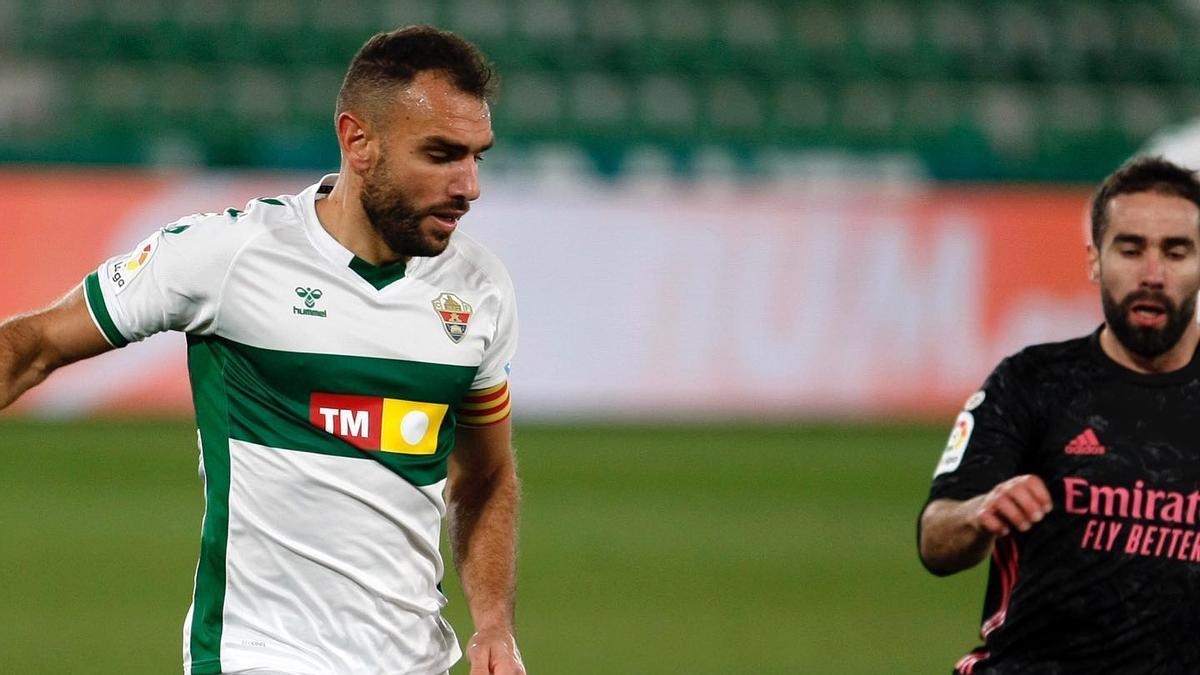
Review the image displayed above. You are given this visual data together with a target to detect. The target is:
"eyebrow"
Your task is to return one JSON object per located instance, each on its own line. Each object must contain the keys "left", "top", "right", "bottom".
{"left": 1110, "top": 233, "right": 1197, "bottom": 249}
{"left": 1111, "top": 234, "right": 1146, "bottom": 246}
{"left": 422, "top": 135, "right": 494, "bottom": 154}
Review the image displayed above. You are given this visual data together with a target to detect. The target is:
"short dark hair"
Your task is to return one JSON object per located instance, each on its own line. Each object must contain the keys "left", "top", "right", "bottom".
{"left": 1090, "top": 156, "right": 1200, "bottom": 246}
{"left": 336, "top": 25, "right": 497, "bottom": 125}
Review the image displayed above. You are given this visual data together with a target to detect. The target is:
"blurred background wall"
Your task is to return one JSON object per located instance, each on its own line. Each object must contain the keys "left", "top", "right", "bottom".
{"left": 7, "top": 0, "right": 1200, "bottom": 419}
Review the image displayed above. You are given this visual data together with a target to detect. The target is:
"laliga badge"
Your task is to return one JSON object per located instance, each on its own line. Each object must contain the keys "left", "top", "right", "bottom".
{"left": 432, "top": 292, "right": 473, "bottom": 343}
{"left": 109, "top": 232, "right": 159, "bottom": 295}
{"left": 964, "top": 390, "right": 986, "bottom": 411}
{"left": 933, "top": 411, "right": 974, "bottom": 477}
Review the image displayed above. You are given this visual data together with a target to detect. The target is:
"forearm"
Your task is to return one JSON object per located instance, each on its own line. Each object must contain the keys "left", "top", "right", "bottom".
{"left": 0, "top": 286, "right": 112, "bottom": 411}
{"left": 0, "top": 312, "right": 59, "bottom": 410}
{"left": 448, "top": 462, "right": 520, "bottom": 631}
{"left": 919, "top": 496, "right": 994, "bottom": 576}
{"left": 921, "top": 475, "right": 1053, "bottom": 575}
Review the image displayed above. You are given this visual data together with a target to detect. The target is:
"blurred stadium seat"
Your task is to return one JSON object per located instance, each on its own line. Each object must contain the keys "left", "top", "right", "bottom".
{"left": 1, "top": 0, "right": 1198, "bottom": 179}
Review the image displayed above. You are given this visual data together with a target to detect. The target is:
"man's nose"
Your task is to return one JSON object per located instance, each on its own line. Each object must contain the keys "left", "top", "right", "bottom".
{"left": 449, "top": 159, "right": 480, "bottom": 202}
{"left": 1141, "top": 252, "right": 1166, "bottom": 287}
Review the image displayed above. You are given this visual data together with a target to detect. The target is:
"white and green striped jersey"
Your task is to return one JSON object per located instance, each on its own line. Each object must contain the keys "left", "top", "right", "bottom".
{"left": 82, "top": 174, "right": 517, "bottom": 675}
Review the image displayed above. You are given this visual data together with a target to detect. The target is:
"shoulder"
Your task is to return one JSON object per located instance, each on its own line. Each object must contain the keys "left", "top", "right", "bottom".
{"left": 155, "top": 195, "right": 301, "bottom": 257}
{"left": 989, "top": 334, "right": 1095, "bottom": 394}
{"left": 437, "top": 231, "right": 515, "bottom": 295}
{"left": 1007, "top": 334, "right": 1093, "bottom": 373}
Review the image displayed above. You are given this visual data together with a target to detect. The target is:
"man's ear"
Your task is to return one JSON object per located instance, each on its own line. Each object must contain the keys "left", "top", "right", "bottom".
{"left": 1086, "top": 242, "right": 1100, "bottom": 283}
{"left": 334, "top": 111, "right": 377, "bottom": 174}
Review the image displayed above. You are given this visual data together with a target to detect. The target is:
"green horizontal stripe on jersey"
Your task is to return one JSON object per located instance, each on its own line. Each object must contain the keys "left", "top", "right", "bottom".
{"left": 84, "top": 272, "right": 129, "bottom": 348}
{"left": 186, "top": 335, "right": 477, "bottom": 486}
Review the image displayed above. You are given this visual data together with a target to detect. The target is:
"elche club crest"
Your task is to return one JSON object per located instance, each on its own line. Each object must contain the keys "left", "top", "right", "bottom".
{"left": 432, "top": 292, "right": 472, "bottom": 343}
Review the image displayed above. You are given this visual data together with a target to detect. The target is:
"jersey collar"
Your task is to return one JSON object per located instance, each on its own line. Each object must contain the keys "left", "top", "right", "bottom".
{"left": 1088, "top": 324, "right": 1200, "bottom": 385}
{"left": 301, "top": 173, "right": 413, "bottom": 291}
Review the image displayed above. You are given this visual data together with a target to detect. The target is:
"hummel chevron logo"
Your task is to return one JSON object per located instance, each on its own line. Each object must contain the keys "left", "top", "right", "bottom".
{"left": 292, "top": 286, "right": 328, "bottom": 318}
{"left": 1065, "top": 428, "right": 1106, "bottom": 456}
{"left": 295, "top": 287, "right": 323, "bottom": 308}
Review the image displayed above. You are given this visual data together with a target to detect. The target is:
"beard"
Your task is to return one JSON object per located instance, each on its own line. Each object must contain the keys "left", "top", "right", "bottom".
{"left": 359, "top": 160, "right": 464, "bottom": 258}
{"left": 1101, "top": 286, "right": 1196, "bottom": 359}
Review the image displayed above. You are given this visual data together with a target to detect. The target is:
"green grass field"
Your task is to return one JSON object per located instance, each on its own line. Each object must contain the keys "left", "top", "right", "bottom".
{"left": 0, "top": 419, "right": 985, "bottom": 674}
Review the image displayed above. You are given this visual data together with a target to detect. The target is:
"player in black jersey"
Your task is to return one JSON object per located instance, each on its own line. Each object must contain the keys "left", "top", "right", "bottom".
{"left": 919, "top": 157, "right": 1200, "bottom": 674}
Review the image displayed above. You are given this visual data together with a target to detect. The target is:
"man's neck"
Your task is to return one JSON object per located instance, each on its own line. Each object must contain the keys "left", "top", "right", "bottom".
{"left": 1099, "top": 322, "right": 1200, "bottom": 374}
{"left": 313, "top": 177, "right": 404, "bottom": 266}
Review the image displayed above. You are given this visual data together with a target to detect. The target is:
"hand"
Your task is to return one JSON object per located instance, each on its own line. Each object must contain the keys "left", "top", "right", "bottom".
{"left": 467, "top": 629, "right": 526, "bottom": 675}
{"left": 973, "top": 474, "right": 1052, "bottom": 537}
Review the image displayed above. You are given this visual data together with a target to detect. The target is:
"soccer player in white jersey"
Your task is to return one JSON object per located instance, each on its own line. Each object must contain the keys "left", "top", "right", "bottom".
{"left": 0, "top": 26, "right": 525, "bottom": 675}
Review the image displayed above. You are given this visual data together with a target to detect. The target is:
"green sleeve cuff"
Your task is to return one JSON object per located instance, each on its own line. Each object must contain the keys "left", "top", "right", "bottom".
{"left": 84, "top": 271, "right": 130, "bottom": 348}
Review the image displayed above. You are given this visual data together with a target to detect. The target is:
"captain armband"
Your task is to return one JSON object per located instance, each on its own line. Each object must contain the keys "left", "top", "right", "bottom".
{"left": 456, "top": 381, "right": 512, "bottom": 427}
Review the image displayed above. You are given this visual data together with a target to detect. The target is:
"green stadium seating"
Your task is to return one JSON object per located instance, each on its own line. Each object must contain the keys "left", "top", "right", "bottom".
{"left": 2, "top": 0, "right": 1199, "bottom": 180}
{"left": 495, "top": 70, "right": 566, "bottom": 135}
{"left": 568, "top": 71, "right": 632, "bottom": 140}
{"left": 637, "top": 73, "right": 700, "bottom": 140}
{"left": 772, "top": 79, "right": 833, "bottom": 145}
{"left": 1113, "top": 86, "right": 1172, "bottom": 144}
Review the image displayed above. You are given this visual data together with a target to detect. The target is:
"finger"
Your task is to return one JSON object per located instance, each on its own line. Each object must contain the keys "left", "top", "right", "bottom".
{"left": 991, "top": 493, "right": 1039, "bottom": 532}
{"left": 493, "top": 659, "right": 527, "bottom": 675}
{"left": 468, "top": 647, "right": 490, "bottom": 675}
{"left": 1020, "top": 475, "right": 1054, "bottom": 511}
{"left": 1006, "top": 484, "right": 1050, "bottom": 524}
{"left": 977, "top": 509, "right": 1011, "bottom": 537}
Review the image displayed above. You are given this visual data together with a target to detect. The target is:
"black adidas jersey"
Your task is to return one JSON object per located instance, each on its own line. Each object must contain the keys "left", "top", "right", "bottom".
{"left": 922, "top": 327, "right": 1200, "bottom": 675}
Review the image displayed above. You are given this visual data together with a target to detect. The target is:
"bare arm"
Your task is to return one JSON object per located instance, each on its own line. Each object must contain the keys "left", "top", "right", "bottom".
{"left": 447, "top": 416, "right": 526, "bottom": 675}
{"left": 919, "top": 474, "right": 1053, "bottom": 576}
{"left": 0, "top": 284, "right": 113, "bottom": 410}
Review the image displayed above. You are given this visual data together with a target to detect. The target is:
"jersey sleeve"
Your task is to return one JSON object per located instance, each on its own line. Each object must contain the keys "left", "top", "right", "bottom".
{"left": 82, "top": 212, "right": 242, "bottom": 347}
{"left": 455, "top": 267, "right": 517, "bottom": 427}
{"left": 926, "top": 356, "right": 1039, "bottom": 503}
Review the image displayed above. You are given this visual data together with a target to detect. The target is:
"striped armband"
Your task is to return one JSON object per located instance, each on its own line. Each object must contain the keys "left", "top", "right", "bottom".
{"left": 456, "top": 381, "right": 511, "bottom": 427}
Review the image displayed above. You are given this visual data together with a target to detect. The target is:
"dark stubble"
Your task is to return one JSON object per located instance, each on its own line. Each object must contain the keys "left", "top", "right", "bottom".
{"left": 1101, "top": 286, "right": 1196, "bottom": 358}
{"left": 359, "top": 156, "right": 465, "bottom": 258}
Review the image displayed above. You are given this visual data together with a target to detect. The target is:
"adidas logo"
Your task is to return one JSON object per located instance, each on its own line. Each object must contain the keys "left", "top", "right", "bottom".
{"left": 1065, "top": 428, "right": 1106, "bottom": 456}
